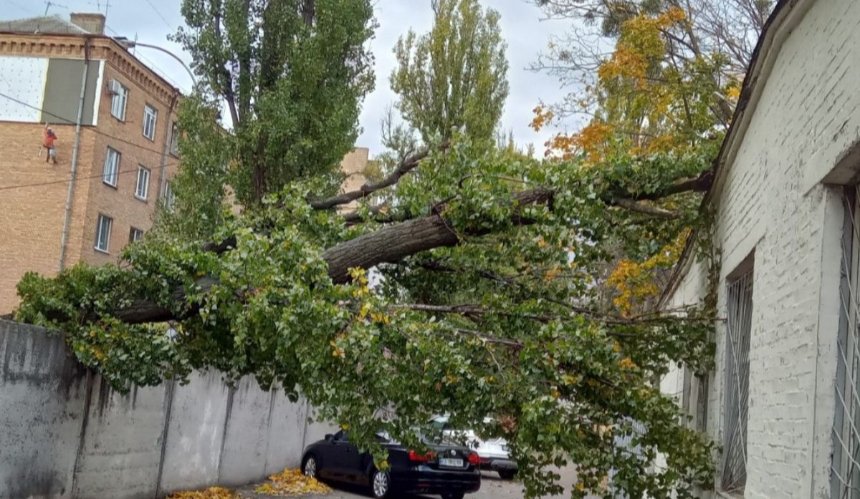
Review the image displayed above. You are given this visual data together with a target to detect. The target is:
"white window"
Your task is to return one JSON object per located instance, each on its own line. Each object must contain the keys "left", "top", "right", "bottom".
{"left": 135, "top": 166, "right": 150, "bottom": 200}
{"left": 95, "top": 214, "right": 113, "bottom": 253}
{"left": 162, "top": 181, "right": 175, "bottom": 210}
{"left": 110, "top": 80, "right": 128, "bottom": 121}
{"left": 129, "top": 227, "right": 144, "bottom": 243}
{"left": 103, "top": 147, "right": 120, "bottom": 187}
{"left": 143, "top": 104, "right": 158, "bottom": 140}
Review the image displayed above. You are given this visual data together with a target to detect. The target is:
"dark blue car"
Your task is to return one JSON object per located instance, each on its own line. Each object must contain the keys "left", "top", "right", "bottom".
{"left": 301, "top": 430, "right": 481, "bottom": 499}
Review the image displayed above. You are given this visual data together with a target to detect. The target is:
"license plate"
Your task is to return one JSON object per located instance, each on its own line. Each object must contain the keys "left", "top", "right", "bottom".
{"left": 439, "top": 457, "right": 463, "bottom": 468}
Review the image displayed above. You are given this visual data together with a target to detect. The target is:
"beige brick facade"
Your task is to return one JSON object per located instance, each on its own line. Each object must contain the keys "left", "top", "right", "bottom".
{"left": 0, "top": 33, "right": 180, "bottom": 313}
{"left": 338, "top": 147, "right": 369, "bottom": 213}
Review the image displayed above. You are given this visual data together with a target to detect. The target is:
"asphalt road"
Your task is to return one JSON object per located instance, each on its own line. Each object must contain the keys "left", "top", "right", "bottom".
{"left": 317, "top": 467, "right": 589, "bottom": 499}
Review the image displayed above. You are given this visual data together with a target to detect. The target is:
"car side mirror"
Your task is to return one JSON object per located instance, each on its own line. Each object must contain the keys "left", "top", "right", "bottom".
{"left": 325, "top": 433, "right": 334, "bottom": 441}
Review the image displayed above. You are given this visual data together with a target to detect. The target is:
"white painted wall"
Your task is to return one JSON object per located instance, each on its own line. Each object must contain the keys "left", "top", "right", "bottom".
{"left": 661, "top": 0, "right": 860, "bottom": 497}
{"left": 0, "top": 56, "right": 47, "bottom": 122}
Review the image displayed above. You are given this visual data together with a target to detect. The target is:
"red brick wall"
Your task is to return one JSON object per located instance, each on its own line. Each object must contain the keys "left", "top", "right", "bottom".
{"left": 0, "top": 34, "right": 180, "bottom": 313}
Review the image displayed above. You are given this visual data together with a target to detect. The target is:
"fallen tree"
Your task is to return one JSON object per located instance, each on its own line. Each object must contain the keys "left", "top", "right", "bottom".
{"left": 14, "top": 142, "right": 718, "bottom": 498}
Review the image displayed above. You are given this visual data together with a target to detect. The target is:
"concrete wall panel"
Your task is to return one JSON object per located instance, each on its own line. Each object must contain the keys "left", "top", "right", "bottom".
{"left": 217, "top": 378, "right": 272, "bottom": 486}
{"left": 0, "top": 320, "right": 324, "bottom": 498}
{"left": 158, "top": 370, "right": 230, "bottom": 493}
{"left": 0, "top": 321, "right": 88, "bottom": 499}
{"left": 72, "top": 377, "right": 168, "bottom": 499}
{"left": 264, "top": 392, "right": 310, "bottom": 475}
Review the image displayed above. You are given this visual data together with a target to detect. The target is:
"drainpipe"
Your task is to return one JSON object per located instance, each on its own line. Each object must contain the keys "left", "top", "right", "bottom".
{"left": 58, "top": 37, "right": 92, "bottom": 271}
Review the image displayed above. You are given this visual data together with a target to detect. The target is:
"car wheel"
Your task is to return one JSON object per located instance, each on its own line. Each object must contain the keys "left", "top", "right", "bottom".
{"left": 441, "top": 493, "right": 465, "bottom": 499}
{"left": 498, "top": 469, "right": 516, "bottom": 480}
{"left": 302, "top": 454, "right": 319, "bottom": 478}
{"left": 371, "top": 469, "right": 391, "bottom": 498}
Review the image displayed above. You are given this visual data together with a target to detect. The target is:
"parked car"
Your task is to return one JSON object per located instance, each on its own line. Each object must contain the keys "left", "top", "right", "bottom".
{"left": 301, "top": 430, "right": 481, "bottom": 499}
{"left": 429, "top": 415, "right": 518, "bottom": 480}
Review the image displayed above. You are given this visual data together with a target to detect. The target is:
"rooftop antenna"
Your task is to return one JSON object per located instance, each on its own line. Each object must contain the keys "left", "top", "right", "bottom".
{"left": 104, "top": 0, "right": 110, "bottom": 19}
{"left": 42, "top": 1, "right": 68, "bottom": 16}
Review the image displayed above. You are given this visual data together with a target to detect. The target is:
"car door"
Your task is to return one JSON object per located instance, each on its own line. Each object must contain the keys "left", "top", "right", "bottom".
{"left": 328, "top": 431, "right": 363, "bottom": 482}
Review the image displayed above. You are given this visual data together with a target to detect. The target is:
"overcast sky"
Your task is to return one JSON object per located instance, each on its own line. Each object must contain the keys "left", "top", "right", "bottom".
{"left": 3, "top": 0, "right": 574, "bottom": 157}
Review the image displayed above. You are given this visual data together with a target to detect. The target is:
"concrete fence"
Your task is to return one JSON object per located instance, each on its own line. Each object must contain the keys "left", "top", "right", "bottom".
{"left": 0, "top": 320, "right": 332, "bottom": 498}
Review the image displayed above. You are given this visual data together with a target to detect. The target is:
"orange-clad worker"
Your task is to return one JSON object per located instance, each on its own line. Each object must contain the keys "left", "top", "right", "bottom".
{"left": 43, "top": 123, "right": 57, "bottom": 164}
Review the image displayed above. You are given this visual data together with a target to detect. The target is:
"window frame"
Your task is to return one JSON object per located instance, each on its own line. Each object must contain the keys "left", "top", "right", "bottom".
{"left": 94, "top": 214, "right": 113, "bottom": 253}
{"left": 143, "top": 104, "right": 158, "bottom": 141}
{"left": 162, "top": 181, "right": 175, "bottom": 211}
{"left": 110, "top": 80, "right": 128, "bottom": 121}
{"left": 103, "top": 147, "right": 120, "bottom": 187}
{"left": 720, "top": 255, "right": 754, "bottom": 494}
{"left": 129, "top": 227, "right": 144, "bottom": 243}
{"left": 135, "top": 165, "right": 151, "bottom": 201}
{"left": 169, "top": 121, "right": 180, "bottom": 156}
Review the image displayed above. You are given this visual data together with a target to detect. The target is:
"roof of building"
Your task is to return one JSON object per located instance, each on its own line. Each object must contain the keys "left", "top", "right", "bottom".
{"left": 0, "top": 15, "right": 91, "bottom": 35}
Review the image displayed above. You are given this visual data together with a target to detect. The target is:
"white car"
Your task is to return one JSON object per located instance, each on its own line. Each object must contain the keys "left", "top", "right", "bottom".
{"left": 430, "top": 415, "right": 518, "bottom": 480}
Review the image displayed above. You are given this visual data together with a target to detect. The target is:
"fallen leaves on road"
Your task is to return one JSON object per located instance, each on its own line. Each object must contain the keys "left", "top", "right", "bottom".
{"left": 168, "top": 487, "right": 238, "bottom": 499}
{"left": 255, "top": 468, "right": 331, "bottom": 496}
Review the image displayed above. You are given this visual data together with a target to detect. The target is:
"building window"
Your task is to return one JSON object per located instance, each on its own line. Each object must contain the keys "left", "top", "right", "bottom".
{"left": 103, "top": 147, "right": 120, "bottom": 187}
{"left": 94, "top": 214, "right": 113, "bottom": 253}
{"left": 170, "top": 121, "right": 180, "bottom": 156}
{"left": 129, "top": 227, "right": 144, "bottom": 243}
{"left": 721, "top": 256, "right": 753, "bottom": 494}
{"left": 110, "top": 80, "right": 128, "bottom": 121}
{"left": 143, "top": 104, "right": 158, "bottom": 140}
{"left": 162, "top": 181, "right": 175, "bottom": 210}
{"left": 135, "top": 166, "right": 150, "bottom": 200}
{"left": 833, "top": 187, "right": 860, "bottom": 496}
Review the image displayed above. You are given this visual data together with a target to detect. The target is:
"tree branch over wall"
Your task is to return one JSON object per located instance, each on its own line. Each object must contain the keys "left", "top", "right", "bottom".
{"left": 114, "top": 170, "right": 712, "bottom": 326}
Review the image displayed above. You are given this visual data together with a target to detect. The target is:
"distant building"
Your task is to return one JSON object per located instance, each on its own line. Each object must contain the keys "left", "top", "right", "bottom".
{"left": 339, "top": 147, "right": 370, "bottom": 213}
{"left": 0, "top": 13, "right": 372, "bottom": 314}
{"left": 0, "top": 13, "right": 183, "bottom": 313}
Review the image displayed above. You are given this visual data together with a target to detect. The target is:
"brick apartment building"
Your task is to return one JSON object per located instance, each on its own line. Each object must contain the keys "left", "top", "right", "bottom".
{"left": 0, "top": 13, "right": 182, "bottom": 313}
{"left": 0, "top": 14, "right": 371, "bottom": 315}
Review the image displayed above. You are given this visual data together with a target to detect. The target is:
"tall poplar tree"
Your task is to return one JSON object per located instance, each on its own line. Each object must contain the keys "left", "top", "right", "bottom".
{"left": 390, "top": 0, "right": 509, "bottom": 146}
{"left": 171, "top": 0, "right": 376, "bottom": 210}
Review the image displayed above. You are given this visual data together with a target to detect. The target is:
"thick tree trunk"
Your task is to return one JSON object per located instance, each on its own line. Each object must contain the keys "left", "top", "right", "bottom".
{"left": 323, "top": 214, "right": 460, "bottom": 284}
{"left": 116, "top": 188, "right": 554, "bottom": 324}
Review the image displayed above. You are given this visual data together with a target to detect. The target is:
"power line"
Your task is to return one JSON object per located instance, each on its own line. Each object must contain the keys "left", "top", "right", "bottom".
{"left": 0, "top": 90, "right": 178, "bottom": 158}
{"left": 0, "top": 159, "right": 180, "bottom": 192}
{"left": 6, "top": 0, "right": 30, "bottom": 14}
{"left": 103, "top": 23, "right": 189, "bottom": 92}
{"left": 142, "top": 0, "right": 174, "bottom": 32}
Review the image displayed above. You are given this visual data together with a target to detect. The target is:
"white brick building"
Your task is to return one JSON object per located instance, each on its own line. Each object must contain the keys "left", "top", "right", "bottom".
{"left": 659, "top": 0, "right": 860, "bottom": 497}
